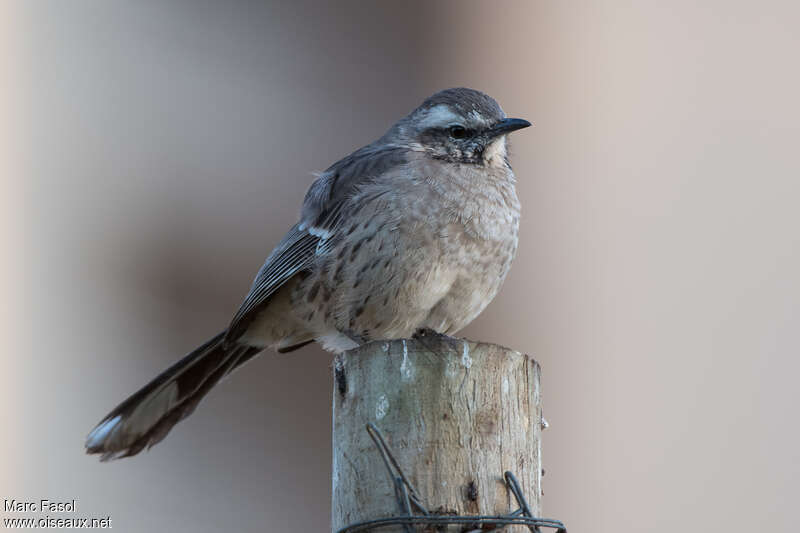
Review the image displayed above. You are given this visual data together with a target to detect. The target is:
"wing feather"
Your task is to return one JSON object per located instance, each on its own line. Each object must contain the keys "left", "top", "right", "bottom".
{"left": 224, "top": 144, "right": 408, "bottom": 344}
{"left": 225, "top": 225, "right": 320, "bottom": 342}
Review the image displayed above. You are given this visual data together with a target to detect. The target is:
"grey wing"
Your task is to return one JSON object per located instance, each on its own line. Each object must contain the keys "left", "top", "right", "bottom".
{"left": 224, "top": 224, "right": 322, "bottom": 343}
{"left": 224, "top": 144, "right": 408, "bottom": 344}
{"left": 301, "top": 143, "right": 407, "bottom": 227}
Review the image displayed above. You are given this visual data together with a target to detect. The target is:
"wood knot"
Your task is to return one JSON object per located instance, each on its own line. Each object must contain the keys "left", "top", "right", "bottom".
{"left": 466, "top": 480, "right": 478, "bottom": 502}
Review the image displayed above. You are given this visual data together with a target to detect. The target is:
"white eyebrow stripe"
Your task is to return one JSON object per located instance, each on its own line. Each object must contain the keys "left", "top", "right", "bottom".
{"left": 418, "top": 104, "right": 461, "bottom": 129}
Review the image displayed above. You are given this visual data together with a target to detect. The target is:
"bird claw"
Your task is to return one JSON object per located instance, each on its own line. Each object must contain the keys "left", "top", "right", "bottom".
{"left": 412, "top": 327, "right": 442, "bottom": 339}
{"left": 411, "top": 328, "right": 462, "bottom": 355}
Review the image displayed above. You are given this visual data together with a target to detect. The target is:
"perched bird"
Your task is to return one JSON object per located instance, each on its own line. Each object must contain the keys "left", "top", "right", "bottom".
{"left": 86, "top": 88, "right": 531, "bottom": 460}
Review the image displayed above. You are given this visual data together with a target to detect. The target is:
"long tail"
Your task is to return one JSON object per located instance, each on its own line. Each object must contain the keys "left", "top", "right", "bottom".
{"left": 85, "top": 331, "right": 261, "bottom": 461}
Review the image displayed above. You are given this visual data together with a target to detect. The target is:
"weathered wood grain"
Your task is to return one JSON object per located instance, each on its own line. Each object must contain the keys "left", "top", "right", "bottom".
{"left": 332, "top": 335, "right": 543, "bottom": 532}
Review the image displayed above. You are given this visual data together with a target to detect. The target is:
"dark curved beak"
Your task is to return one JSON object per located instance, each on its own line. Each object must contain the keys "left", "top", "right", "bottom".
{"left": 488, "top": 118, "right": 532, "bottom": 138}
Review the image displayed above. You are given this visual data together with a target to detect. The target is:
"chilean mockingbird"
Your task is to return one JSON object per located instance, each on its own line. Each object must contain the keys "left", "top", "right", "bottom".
{"left": 86, "top": 87, "right": 531, "bottom": 460}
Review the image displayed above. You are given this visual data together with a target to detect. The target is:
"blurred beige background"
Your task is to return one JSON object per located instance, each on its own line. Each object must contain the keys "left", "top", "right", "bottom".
{"left": 3, "top": 1, "right": 800, "bottom": 531}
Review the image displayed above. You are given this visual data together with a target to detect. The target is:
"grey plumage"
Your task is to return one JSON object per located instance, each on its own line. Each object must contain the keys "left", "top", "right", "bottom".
{"left": 86, "top": 87, "right": 531, "bottom": 459}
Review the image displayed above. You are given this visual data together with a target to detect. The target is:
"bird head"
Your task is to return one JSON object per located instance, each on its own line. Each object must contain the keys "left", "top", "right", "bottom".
{"left": 385, "top": 88, "right": 531, "bottom": 167}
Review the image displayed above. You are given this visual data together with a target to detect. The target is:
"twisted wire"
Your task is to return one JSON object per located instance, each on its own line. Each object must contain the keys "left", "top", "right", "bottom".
{"left": 337, "top": 423, "right": 567, "bottom": 533}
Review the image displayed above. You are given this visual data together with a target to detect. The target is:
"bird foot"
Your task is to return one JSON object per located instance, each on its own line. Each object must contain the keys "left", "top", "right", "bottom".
{"left": 342, "top": 329, "right": 368, "bottom": 345}
{"left": 411, "top": 328, "right": 461, "bottom": 354}
{"left": 412, "top": 327, "right": 444, "bottom": 339}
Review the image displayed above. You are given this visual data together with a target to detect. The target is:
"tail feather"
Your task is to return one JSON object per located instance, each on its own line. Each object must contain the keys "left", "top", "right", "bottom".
{"left": 85, "top": 331, "right": 261, "bottom": 461}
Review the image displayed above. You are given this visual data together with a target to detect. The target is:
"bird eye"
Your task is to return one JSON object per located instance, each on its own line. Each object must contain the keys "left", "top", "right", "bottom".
{"left": 448, "top": 125, "right": 467, "bottom": 139}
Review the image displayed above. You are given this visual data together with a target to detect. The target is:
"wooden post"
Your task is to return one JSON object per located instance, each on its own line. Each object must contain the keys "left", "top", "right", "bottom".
{"left": 332, "top": 335, "right": 544, "bottom": 532}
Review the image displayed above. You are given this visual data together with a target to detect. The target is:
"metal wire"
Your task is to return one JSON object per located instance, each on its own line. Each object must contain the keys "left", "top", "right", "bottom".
{"left": 336, "top": 423, "right": 567, "bottom": 533}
